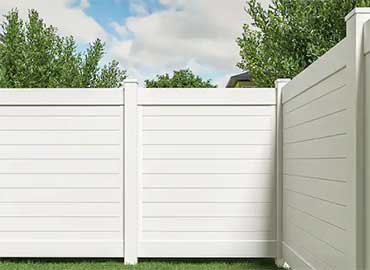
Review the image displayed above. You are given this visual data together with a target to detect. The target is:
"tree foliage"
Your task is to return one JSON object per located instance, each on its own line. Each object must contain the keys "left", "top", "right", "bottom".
{"left": 237, "top": 0, "right": 370, "bottom": 87}
{"left": 0, "top": 9, "right": 126, "bottom": 88}
{"left": 145, "top": 69, "right": 216, "bottom": 88}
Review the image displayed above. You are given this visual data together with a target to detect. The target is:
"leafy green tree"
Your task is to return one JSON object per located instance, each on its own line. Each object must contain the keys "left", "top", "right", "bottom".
{"left": 0, "top": 9, "right": 126, "bottom": 88}
{"left": 145, "top": 69, "right": 216, "bottom": 88}
{"left": 237, "top": 0, "right": 370, "bottom": 87}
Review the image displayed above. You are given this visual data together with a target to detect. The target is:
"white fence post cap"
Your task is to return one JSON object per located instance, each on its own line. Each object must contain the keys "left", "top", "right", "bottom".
{"left": 124, "top": 79, "right": 139, "bottom": 85}
{"left": 345, "top": 8, "right": 370, "bottom": 22}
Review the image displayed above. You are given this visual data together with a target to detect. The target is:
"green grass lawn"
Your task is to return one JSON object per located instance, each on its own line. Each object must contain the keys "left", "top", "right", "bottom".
{"left": 0, "top": 258, "right": 280, "bottom": 270}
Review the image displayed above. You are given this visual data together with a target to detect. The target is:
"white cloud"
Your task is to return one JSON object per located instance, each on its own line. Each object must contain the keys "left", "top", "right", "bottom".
{"left": 80, "top": 0, "right": 90, "bottom": 10}
{"left": 129, "top": 0, "right": 149, "bottom": 16}
{"left": 158, "top": 0, "right": 186, "bottom": 7}
{"left": 108, "top": 0, "right": 268, "bottom": 87}
{"left": 110, "top": 21, "right": 129, "bottom": 37}
{"left": 0, "top": 0, "right": 106, "bottom": 44}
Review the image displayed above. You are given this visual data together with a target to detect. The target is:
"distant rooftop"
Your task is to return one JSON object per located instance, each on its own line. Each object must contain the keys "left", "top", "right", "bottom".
{"left": 226, "top": 72, "right": 252, "bottom": 88}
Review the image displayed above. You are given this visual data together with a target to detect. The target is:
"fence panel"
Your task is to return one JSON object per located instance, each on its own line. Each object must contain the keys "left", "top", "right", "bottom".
{"left": 281, "top": 40, "right": 350, "bottom": 270}
{"left": 135, "top": 88, "right": 277, "bottom": 258}
{"left": 0, "top": 89, "right": 125, "bottom": 258}
{"left": 280, "top": 9, "right": 370, "bottom": 270}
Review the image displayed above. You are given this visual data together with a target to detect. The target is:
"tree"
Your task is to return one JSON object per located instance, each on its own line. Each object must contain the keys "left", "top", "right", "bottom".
{"left": 145, "top": 69, "right": 217, "bottom": 88}
{"left": 0, "top": 9, "right": 126, "bottom": 88}
{"left": 237, "top": 0, "right": 370, "bottom": 87}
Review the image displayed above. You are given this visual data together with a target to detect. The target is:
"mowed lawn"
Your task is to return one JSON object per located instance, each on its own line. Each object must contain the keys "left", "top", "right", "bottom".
{"left": 0, "top": 258, "right": 280, "bottom": 270}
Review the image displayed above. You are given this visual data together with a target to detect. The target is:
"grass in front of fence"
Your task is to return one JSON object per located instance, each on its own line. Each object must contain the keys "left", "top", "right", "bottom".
{"left": 0, "top": 258, "right": 280, "bottom": 270}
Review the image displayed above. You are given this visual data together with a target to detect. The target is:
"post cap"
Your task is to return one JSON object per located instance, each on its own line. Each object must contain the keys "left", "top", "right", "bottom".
{"left": 345, "top": 8, "right": 370, "bottom": 22}
{"left": 124, "top": 79, "right": 139, "bottom": 85}
{"left": 275, "top": 78, "right": 291, "bottom": 86}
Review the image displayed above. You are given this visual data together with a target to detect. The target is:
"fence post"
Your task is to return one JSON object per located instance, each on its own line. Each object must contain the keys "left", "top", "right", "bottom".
{"left": 364, "top": 17, "right": 370, "bottom": 270}
{"left": 124, "top": 79, "right": 139, "bottom": 264}
{"left": 274, "top": 78, "right": 290, "bottom": 268}
{"left": 345, "top": 8, "right": 370, "bottom": 270}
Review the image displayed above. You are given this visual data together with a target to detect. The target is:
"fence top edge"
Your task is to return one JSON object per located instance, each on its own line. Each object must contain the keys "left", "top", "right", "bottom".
{"left": 0, "top": 88, "right": 124, "bottom": 106}
{"left": 139, "top": 87, "right": 274, "bottom": 90}
{"left": 137, "top": 87, "right": 276, "bottom": 106}
{"left": 0, "top": 88, "right": 122, "bottom": 91}
{"left": 282, "top": 38, "right": 347, "bottom": 104}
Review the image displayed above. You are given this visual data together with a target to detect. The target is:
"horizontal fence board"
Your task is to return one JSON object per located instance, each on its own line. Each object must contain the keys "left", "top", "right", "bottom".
{"left": 142, "top": 174, "right": 274, "bottom": 188}
{"left": 143, "top": 106, "right": 275, "bottom": 116}
{"left": 0, "top": 145, "right": 121, "bottom": 159}
{"left": 0, "top": 231, "right": 121, "bottom": 240}
{"left": 0, "top": 106, "right": 122, "bottom": 115}
{"left": 282, "top": 243, "right": 313, "bottom": 270}
{"left": 0, "top": 89, "right": 124, "bottom": 105}
{"left": 138, "top": 88, "right": 276, "bottom": 105}
{"left": 0, "top": 159, "right": 121, "bottom": 174}
{"left": 284, "top": 175, "right": 348, "bottom": 205}
{"left": 282, "top": 38, "right": 347, "bottom": 103}
{"left": 0, "top": 189, "right": 121, "bottom": 202}
{"left": 139, "top": 240, "right": 276, "bottom": 257}
{"left": 284, "top": 234, "right": 340, "bottom": 270}
{"left": 283, "top": 68, "right": 346, "bottom": 114}
{"left": 284, "top": 135, "right": 347, "bottom": 159}
{"left": 0, "top": 217, "right": 121, "bottom": 231}
{"left": 284, "top": 222, "right": 346, "bottom": 270}
{"left": 0, "top": 240, "right": 124, "bottom": 258}
{"left": 142, "top": 116, "right": 272, "bottom": 131}
{"left": 0, "top": 130, "right": 120, "bottom": 145}
{"left": 284, "top": 159, "right": 347, "bottom": 182}
{"left": 286, "top": 205, "right": 346, "bottom": 253}
{"left": 283, "top": 110, "right": 347, "bottom": 144}
{"left": 0, "top": 203, "right": 121, "bottom": 216}
{"left": 285, "top": 190, "right": 348, "bottom": 230}
{"left": 143, "top": 144, "right": 273, "bottom": 159}
{"left": 142, "top": 217, "right": 273, "bottom": 232}
{"left": 142, "top": 188, "right": 274, "bottom": 203}
{"left": 143, "top": 159, "right": 273, "bottom": 174}
{"left": 0, "top": 174, "right": 121, "bottom": 188}
{"left": 143, "top": 130, "right": 274, "bottom": 145}
{"left": 142, "top": 202, "right": 274, "bottom": 217}
{"left": 0, "top": 116, "right": 120, "bottom": 130}
{"left": 142, "top": 231, "right": 274, "bottom": 241}
{"left": 283, "top": 85, "right": 346, "bottom": 129}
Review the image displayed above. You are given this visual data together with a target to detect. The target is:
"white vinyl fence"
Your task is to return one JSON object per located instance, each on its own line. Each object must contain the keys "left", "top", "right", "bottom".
{"left": 134, "top": 88, "right": 277, "bottom": 260}
{"left": 0, "top": 86, "right": 277, "bottom": 262}
{"left": 0, "top": 90, "right": 125, "bottom": 258}
{"left": 278, "top": 8, "right": 370, "bottom": 270}
{"left": 0, "top": 7, "right": 369, "bottom": 270}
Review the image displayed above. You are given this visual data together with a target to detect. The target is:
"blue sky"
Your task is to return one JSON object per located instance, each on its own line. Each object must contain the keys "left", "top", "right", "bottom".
{"left": 84, "top": 0, "right": 161, "bottom": 34}
{"left": 0, "top": 0, "right": 262, "bottom": 86}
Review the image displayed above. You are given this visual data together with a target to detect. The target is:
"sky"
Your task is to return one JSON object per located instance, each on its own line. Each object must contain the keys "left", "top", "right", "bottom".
{"left": 0, "top": 0, "right": 266, "bottom": 87}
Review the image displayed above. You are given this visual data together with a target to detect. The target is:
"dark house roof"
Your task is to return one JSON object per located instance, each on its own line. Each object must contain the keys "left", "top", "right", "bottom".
{"left": 226, "top": 72, "right": 252, "bottom": 88}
